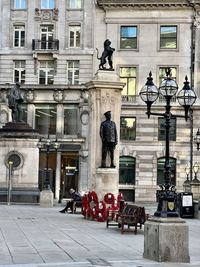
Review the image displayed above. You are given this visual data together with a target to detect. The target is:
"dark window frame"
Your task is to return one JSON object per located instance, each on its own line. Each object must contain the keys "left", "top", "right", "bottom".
{"left": 160, "top": 25, "right": 177, "bottom": 49}
{"left": 120, "top": 26, "right": 137, "bottom": 49}
{"left": 120, "top": 117, "right": 136, "bottom": 140}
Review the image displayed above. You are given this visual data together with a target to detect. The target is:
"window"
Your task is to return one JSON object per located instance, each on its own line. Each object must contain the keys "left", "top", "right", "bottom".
{"left": 69, "top": 26, "right": 80, "bottom": 48}
{"left": 64, "top": 105, "right": 78, "bottom": 135}
{"left": 67, "top": 60, "right": 79, "bottom": 85}
{"left": 157, "top": 157, "right": 176, "bottom": 185}
{"left": 35, "top": 104, "right": 57, "bottom": 134}
{"left": 40, "top": 25, "right": 54, "bottom": 49}
{"left": 14, "top": 26, "right": 25, "bottom": 47}
{"left": 160, "top": 26, "right": 177, "bottom": 49}
{"left": 41, "top": 0, "right": 55, "bottom": 9}
{"left": 120, "top": 117, "right": 136, "bottom": 140}
{"left": 158, "top": 117, "right": 176, "bottom": 141}
{"left": 120, "top": 67, "right": 136, "bottom": 102}
{"left": 119, "top": 156, "right": 136, "bottom": 185}
{"left": 39, "top": 61, "right": 54, "bottom": 84}
{"left": 69, "top": 0, "right": 82, "bottom": 9}
{"left": 120, "top": 26, "right": 137, "bottom": 49}
{"left": 14, "top": 0, "right": 26, "bottom": 9}
{"left": 14, "top": 60, "right": 26, "bottom": 84}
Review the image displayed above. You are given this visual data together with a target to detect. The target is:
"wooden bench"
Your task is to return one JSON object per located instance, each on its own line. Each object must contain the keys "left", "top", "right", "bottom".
{"left": 106, "top": 204, "right": 147, "bottom": 234}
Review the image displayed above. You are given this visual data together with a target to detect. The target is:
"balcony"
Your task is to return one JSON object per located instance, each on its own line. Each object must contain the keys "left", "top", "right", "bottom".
{"left": 121, "top": 95, "right": 136, "bottom": 103}
{"left": 32, "top": 39, "right": 59, "bottom": 51}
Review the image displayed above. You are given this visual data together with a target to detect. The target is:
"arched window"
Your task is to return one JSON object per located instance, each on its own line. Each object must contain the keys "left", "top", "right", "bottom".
{"left": 157, "top": 157, "right": 176, "bottom": 185}
{"left": 119, "top": 156, "right": 136, "bottom": 202}
{"left": 119, "top": 156, "right": 136, "bottom": 185}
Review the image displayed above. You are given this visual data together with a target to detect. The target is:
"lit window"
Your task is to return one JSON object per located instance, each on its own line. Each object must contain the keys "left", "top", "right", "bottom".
{"left": 39, "top": 61, "right": 54, "bottom": 85}
{"left": 14, "top": 0, "right": 26, "bottom": 9}
{"left": 120, "top": 67, "right": 136, "bottom": 102}
{"left": 67, "top": 60, "right": 79, "bottom": 85}
{"left": 35, "top": 104, "right": 57, "bottom": 135}
{"left": 120, "top": 26, "right": 137, "bottom": 49}
{"left": 69, "top": 0, "right": 82, "bottom": 9}
{"left": 14, "top": 60, "right": 26, "bottom": 84}
{"left": 64, "top": 105, "right": 78, "bottom": 135}
{"left": 41, "top": 0, "right": 55, "bottom": 9}
{"left": 157, "top": 157, "right": 176, "bottom": 185}
{"left": 14, "top": 26, "right": 25, "bottom": 47}
{"left": 160, "top": 26, "right": 177, "bottom": 49}
{"left": 120, "top": 117, "right": 136, "bottom": 140}
{"left": 69, "top": 26, "right": 81, "bottom": 48}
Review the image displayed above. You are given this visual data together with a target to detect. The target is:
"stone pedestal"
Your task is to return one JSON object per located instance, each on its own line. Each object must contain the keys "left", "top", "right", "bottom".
{"left": 40, "top": 189, "right": 54, "bottom": 208}
{"left": 96, "top": 168, "right": 118, "bottom": 200}
{"left": 144, "top": 217, "right": 190, "bottom": 263}
{"left": 85, "top": 70, "right": 125, "bottom": 198}
{"left": 0, "top": 122, "right": 40, "bottom": 203}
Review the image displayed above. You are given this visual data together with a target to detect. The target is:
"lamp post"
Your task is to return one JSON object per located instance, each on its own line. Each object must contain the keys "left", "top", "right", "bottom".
{"left": 7, "top": 160, "right": 13, "bottom": 205}
{"left": 194, "top": 128, "right": 200, "bottom": 151}
{"left": 140, "top": 68, "right": 196, "bottom": 217}
{"left": 193, "top": 162, "right": 199, "bottom": 182}
{"left": 37, "top": 136, "right": 60, "bottom": 190}
{"left": 183, "top": 164, "right": 191, "bottom": 192}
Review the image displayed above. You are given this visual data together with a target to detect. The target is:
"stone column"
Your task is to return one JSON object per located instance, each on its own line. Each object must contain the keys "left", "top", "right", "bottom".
{"left": 55, "top": 151, "right": 61, "bottom": 200}
{"left": 85, "top": 70, "right": 124, "bottom": 200}
{"left": 194, "top": 12, "right": 200, "bottom": 99}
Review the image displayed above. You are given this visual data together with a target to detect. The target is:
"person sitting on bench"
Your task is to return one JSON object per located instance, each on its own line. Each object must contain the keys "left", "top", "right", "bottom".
{"left": 59, "top": 188, "right": 82, "bottom": 213}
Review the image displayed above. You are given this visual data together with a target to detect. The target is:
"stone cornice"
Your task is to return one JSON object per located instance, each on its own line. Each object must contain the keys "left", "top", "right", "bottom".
{"left": 97, "top": 0, "right": 200, "bottom": 10}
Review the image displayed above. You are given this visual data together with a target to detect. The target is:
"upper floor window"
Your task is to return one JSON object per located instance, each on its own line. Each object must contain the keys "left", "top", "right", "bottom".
{"left": 69, "top": 26, "right": 81, "bottom": 48}
{"left": 158, "top": 117, "right": 176, "bottom": 141}
{"left": 120, "top": 117, "right": 136, "bottom": 140}
{"left": 69, "top": 0, "right": 82, "bottom": 9}
{"left": 13, "top": 60, "right": 26, "bottom": 84}
{"left": 39, "top": 61, "right": 54, "bottom": 84}
{"left": 160, "top": 26, "right": 177, "bottom": 49}
{"left": 120, "top": 26, "right": 137, "bottom": 49}
{"left": 67, "top": 60, "right": 79, "bottom": 85}
{"left": 41, "top": 0, "right": 55, "bottom": 9}
{"left": 14, "top": 26, "right": 25, "bottom": 47}
{"left": 14, "top": 0, "right": 26, "bottom": 9}
{"left": 120, "top": 67, "right": 136, "bottom": 102}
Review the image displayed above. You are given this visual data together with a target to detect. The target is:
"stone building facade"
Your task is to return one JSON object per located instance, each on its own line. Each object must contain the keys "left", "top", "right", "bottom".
{"left": 0, "top": 0, "right": 200, "bottom": 203}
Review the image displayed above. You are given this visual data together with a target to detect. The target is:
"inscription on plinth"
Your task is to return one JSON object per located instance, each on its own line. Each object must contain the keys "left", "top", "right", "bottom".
{"left": 144, "top": 217, "right": 190, "bottom": 263}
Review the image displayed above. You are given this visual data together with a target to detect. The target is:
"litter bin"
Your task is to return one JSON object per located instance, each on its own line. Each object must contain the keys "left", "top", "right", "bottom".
{"left": 177, "top": 192, "right": 194, "bottom": 218}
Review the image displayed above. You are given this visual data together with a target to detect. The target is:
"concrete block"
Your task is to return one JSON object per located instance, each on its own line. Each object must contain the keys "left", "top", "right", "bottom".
{"left": 40, "top": 190, "right": 54, "bottom": 208}
{"left": 144, "top": 217, "right": 190, "bottom": 263}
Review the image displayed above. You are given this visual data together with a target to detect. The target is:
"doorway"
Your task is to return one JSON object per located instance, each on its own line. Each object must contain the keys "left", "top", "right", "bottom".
{"left": 61, "top": 152, "right": 79, "bottom": 198}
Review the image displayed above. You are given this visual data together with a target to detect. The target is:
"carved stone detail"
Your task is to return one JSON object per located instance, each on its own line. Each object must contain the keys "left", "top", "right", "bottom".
{"left": 35, "top": 8, "right": 59, "bottom": 21}
{"left": 101, "top": 92, "right": 115, "bottom": 106}
{"left": 24, "top": 90, "right": 35, "bottom": 103}
{"left": 53, "top": 90, "right": 64, "bottom": 102}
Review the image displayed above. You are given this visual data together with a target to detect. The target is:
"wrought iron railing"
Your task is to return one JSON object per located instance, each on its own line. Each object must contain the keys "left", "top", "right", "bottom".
{"left": 32, "top": 39, "right": 59, "bottom": 51}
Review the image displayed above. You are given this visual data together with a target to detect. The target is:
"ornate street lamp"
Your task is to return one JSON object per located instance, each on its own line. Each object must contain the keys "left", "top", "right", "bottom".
{"left": 193, "top": 162, "right": 199, "bottom": 182}
{"left": 194, "top": 128, "right": 200, "bottom": 151}
{"left": 140, "top": 68, "right": 197, "bottom": 217}
{"left": 183, "top": 164, "right": 191, "bottom": 192}
{"left": 37, "top": 136, "right": 60, "bottom": 189}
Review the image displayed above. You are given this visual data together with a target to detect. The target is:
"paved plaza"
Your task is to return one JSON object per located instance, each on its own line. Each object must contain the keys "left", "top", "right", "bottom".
{"left": 0, "top": 204, "right": 199, "bottom": 267}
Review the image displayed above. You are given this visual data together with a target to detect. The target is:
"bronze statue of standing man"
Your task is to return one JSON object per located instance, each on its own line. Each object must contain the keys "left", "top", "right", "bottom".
{"left": 100, "top": 111, "right": 117, "bottom": 168}
{"left": 7, "top": 82, "right": 24, "bottom": 123}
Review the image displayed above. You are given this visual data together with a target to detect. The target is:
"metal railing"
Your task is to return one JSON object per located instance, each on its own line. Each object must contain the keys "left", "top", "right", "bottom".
{"left": 32, "top": 39, "right": 59, "bottom": 51}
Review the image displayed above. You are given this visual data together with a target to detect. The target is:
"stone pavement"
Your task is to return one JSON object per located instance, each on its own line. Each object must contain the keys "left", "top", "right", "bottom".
{"left": 0, "top": 204, "right": 200, "bottom": 267}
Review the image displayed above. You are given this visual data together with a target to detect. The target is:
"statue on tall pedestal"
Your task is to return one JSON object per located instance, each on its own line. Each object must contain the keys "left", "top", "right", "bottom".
{"left": 7, "top": 82, "right": 24, "bottom": 123}
{"left": 100, "top": 111, "right": 118, "bottom": 168}
{"left": 96, "top": 39, "right": 115, "bottom": 70}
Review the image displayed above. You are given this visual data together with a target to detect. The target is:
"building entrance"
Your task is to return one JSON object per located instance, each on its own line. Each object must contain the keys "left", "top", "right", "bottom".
{"left": 61, "top": 152, "right": 79, "bottom": 198}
